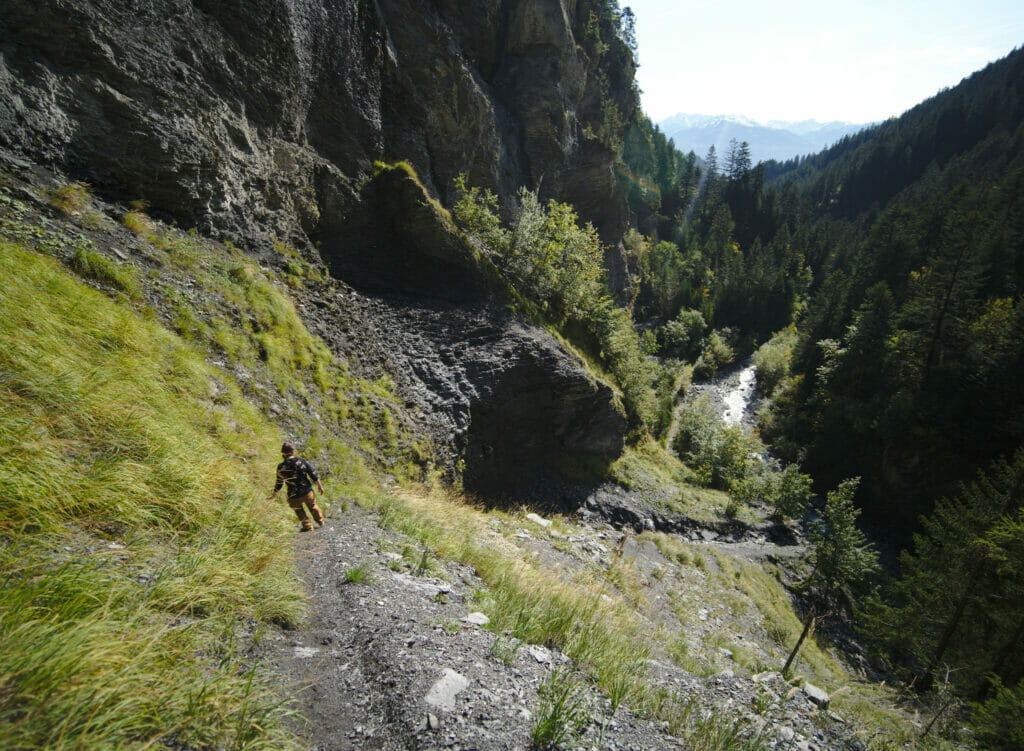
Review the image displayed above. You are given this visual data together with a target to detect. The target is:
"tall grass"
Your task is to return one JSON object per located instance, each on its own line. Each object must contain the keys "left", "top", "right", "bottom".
{"left": 0, "top": 240, "right": 302, "bottom": 748}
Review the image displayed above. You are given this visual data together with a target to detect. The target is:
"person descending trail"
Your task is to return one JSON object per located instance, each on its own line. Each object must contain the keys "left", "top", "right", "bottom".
{"left": 270, "top": 442, "right": 326, "bottom": 532}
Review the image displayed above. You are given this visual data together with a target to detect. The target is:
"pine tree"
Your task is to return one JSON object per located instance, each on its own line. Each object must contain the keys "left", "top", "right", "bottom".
{"left": 861, "top": 450, "right": 1024, "bottom": 693}
{"left": 808, "top": 477, "right": 880, "bottom": 597}
{"left": 785, "top": 478, "right": 879, "bottom": 673}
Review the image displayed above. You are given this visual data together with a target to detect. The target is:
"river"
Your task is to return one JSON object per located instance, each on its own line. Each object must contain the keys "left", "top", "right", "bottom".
{"left": 688, "top": 358, "right": 761, "bottom": 431}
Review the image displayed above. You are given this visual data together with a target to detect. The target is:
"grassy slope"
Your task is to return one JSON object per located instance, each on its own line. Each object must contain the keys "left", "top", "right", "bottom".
{"left": 0, "top": 170, "right": 421, "bottom": 748}
{"left": 359, "top": 484, "right": 931, "bottom": 748}
{"left": 0, "top": 172, "right": 935, "bottom": 749}
{"left": 0, "top": 240, "right": 303, "bottom": 748}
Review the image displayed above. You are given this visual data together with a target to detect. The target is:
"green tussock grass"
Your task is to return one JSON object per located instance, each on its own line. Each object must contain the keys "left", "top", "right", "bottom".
{"left": 70, "top": 246, "right": 139, "bottom": 296}
{"left": 43, "top": 180, "right": 92, "bottom": 216}
{"left": 0, "top": 239, "right": 302, "bottom": 748}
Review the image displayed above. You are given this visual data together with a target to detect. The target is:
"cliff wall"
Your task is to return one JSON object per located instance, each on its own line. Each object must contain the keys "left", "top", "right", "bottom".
{"left": 0, "top": 0, "right": 636, "bottom": 493}
{"left": 1, "top": 0, "right": 634, "bottom": 247}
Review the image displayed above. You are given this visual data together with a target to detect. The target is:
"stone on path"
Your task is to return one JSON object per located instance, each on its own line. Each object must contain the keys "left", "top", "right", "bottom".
{"left": 526, "top": 512, "right": 552, "bottom": 528}
{"left": 802, "top": 682, "right": 830, "bottom": 707}
{"left": 425, "top": 668, "right": 470, "bottom": 712}
{"left": 461, "top": 612, "right": 490, "bottom": 626}
{"left": 527, "top": 645, "right": 551, "bottom": 664}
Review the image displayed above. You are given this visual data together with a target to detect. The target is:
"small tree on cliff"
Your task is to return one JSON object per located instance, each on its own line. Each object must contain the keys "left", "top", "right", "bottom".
{"left": 784, "top": 478, "right": 879, "bottom": 673}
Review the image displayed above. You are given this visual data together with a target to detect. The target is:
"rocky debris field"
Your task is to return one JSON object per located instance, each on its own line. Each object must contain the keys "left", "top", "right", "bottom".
{"left": 256, "top": 499, "right": 867, "bottom": 750}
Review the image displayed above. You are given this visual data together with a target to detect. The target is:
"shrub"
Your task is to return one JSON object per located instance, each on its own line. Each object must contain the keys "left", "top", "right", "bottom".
{"left": 44, "top": 181, "right": 91, "bottom": 215}
{"left": 660, "top": 308, "right": 707, "bottom": 361}
{"left": 971, "top": 678, "right": 1024, "bottom": 750}
{"left": 706, "top": 329, "right": 734, "bottom": 368}
{"left": 731, "top": 461, "right": 812, "bottom": 522}
{"left": 123, "top": 209, "right": 151, "bottom": 236}
{"left": 752, "top": 326, "right": 797, "bottom": 396}
{"left": 773, "top": 463, "right": 813, "bottom": 520}
{"left": 672, "top": 395, "right": 758, "bottom": 489}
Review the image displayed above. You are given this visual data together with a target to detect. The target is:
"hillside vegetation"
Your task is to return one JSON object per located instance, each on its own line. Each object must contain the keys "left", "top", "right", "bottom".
{"left": 1, "top": 161, "right": 957, "bottom": 749}
{"left": 615, "top": 46, "right": 1024, "bottom": 744}
{"left": 0, "top": 165, "right": 425, "bottom": 747}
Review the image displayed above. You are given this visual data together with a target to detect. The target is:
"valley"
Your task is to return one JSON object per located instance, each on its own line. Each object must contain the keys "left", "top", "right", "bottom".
{"left": 1, "top": 2, "right": 1021, "bottom": 749}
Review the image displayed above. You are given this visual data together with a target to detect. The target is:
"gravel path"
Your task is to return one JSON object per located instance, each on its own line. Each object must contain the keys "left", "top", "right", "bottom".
{"left": 259, "top": 506, "right": 686, "bottom": 750}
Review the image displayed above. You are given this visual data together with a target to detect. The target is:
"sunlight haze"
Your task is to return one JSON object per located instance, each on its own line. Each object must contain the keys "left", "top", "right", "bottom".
{"left": 627, "top": 0, "right": 1024, "bottom": 124}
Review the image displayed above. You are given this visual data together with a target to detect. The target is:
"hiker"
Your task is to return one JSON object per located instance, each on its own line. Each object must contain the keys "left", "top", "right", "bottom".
{"left": 270, "top": 442, "right": 326, "bottom": 531}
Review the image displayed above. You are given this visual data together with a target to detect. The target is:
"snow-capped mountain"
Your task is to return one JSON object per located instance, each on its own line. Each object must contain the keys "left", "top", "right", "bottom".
{"left": 658, "top": 113, "right": 872, "bottom": 165}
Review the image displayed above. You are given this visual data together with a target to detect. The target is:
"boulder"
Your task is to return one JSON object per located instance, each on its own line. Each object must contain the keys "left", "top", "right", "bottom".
{"left": 802, "top": 682, "right": 830, "bottom": 708}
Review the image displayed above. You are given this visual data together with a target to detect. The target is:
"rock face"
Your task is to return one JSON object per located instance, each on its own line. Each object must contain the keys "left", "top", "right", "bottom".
{"left": 305, "top": 166, "right": 625, "bottom": 493}
{"left": 0, "top": 0, "right": 635, "bottom": 247}
{"left": 0, "top": 1, "right": 636, "bottom": 493}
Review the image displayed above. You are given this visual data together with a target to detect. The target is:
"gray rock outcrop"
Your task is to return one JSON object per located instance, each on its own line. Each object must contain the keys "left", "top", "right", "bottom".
{"left": 0, "top": 1, "right": 637, "bottom": 493}
{"left": 1, "top": 0, "right": 635, "bottom": 249}
{"left": 290, "top": 166, "right": 627, "bottom": 493}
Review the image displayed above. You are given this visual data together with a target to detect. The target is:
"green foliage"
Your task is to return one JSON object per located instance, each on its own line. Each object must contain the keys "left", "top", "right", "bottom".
{"left": 732, "top": 462, "right": 812, "bottom": 523}
{"left": 764, "top": 49, "right": 1024, "bottom": 533}
{"left": 342, "top": 563, "right": 375, "bottom": 585}
{"left": 652, "top": 359, "right": 688, "bottom": 438}
{"left": 970, "top": 677, "right": 1024, "bottom": 750}
{"left": 453, "top": 174, "right": 509, "bottom": 253}
{"left": 660, "top": 308, "right": 708, "bottom": 361}
{"left": 693, "top": 329, "right": 735, "bottom": 380}
{"left": 860, "top": 450, "right": 1024, "bottom": 696}
{"left": 808, "top": 478, "right": 880, "bottom": 596}
{"left": 751, "top": 326, "right": 797, "bottom": 396}
{"left": 70, "top": 247, "right": 139, "bottom": 295}
{"left": 453, "top": 176, "right": 658, "bottom": 430}
{"left": 672, "top": 396, "right": 758, "bottom": 490}
{"left": 617, "top": 112, "right": 703, "bottom": 244}
{"left": 530, "top": 669, "right": 590, "bottom": 750}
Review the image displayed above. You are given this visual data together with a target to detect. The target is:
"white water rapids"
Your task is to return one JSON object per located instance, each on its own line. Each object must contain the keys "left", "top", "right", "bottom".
{"left": 721, "top": 365, "right": 757, "bottom": 426}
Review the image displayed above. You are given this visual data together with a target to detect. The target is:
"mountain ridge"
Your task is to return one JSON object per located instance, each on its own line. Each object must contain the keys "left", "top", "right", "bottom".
{"left": 657, "top": 112, "right": 871, "bottom": 163}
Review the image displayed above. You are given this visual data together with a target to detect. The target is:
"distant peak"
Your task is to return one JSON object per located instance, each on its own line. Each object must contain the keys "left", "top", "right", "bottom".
{"left": 660, "top": 113, "right": 862, "bottom": 133}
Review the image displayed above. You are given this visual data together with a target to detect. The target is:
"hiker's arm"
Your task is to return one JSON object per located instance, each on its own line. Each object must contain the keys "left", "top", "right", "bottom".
{"left": 269, "top": 469, "right": 283, "bottom": 499}
{"left": 306, "top": 462, "right": 324, "bottom": 495}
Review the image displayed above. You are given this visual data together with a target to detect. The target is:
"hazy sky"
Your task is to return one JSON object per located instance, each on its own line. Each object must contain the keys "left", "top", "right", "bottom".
{"left": 627, "top": 0, "right": 1024, "bottom": 124}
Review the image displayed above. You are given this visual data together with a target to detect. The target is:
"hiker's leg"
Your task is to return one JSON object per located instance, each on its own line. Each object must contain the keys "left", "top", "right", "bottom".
{"left": 289, "top": 497, "right": 313, "bottom": 530}
{"left": 302, "top": 491, "right": 325, "bottom": 526}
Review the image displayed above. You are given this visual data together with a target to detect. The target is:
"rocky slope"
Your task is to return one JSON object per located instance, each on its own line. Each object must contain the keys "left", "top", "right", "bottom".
{"left": 1, "top": 0, "right": 638, "bottom": 487}
{"left": 259, "top": 499, "right": 868, "bottom": 750}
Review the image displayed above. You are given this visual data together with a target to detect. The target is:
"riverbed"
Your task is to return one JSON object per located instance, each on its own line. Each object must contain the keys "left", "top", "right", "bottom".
{"left": 687, "top": 357, "right": 762, "bottom": 431}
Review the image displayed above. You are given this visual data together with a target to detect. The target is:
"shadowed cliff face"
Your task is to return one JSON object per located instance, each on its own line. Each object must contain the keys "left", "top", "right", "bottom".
{"left": 311, "top": 166, "right": 626, "bottom": 493}
{"left": 0, "top": 0, "right": 635, "bottom": 248}
{"left": 0, "top": 0, "right": 634, "bottom": 495}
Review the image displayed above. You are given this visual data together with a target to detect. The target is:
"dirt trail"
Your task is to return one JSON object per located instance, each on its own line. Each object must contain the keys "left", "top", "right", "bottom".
{"left": 260, "top": 504, "right": 684, "bottom": 750}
